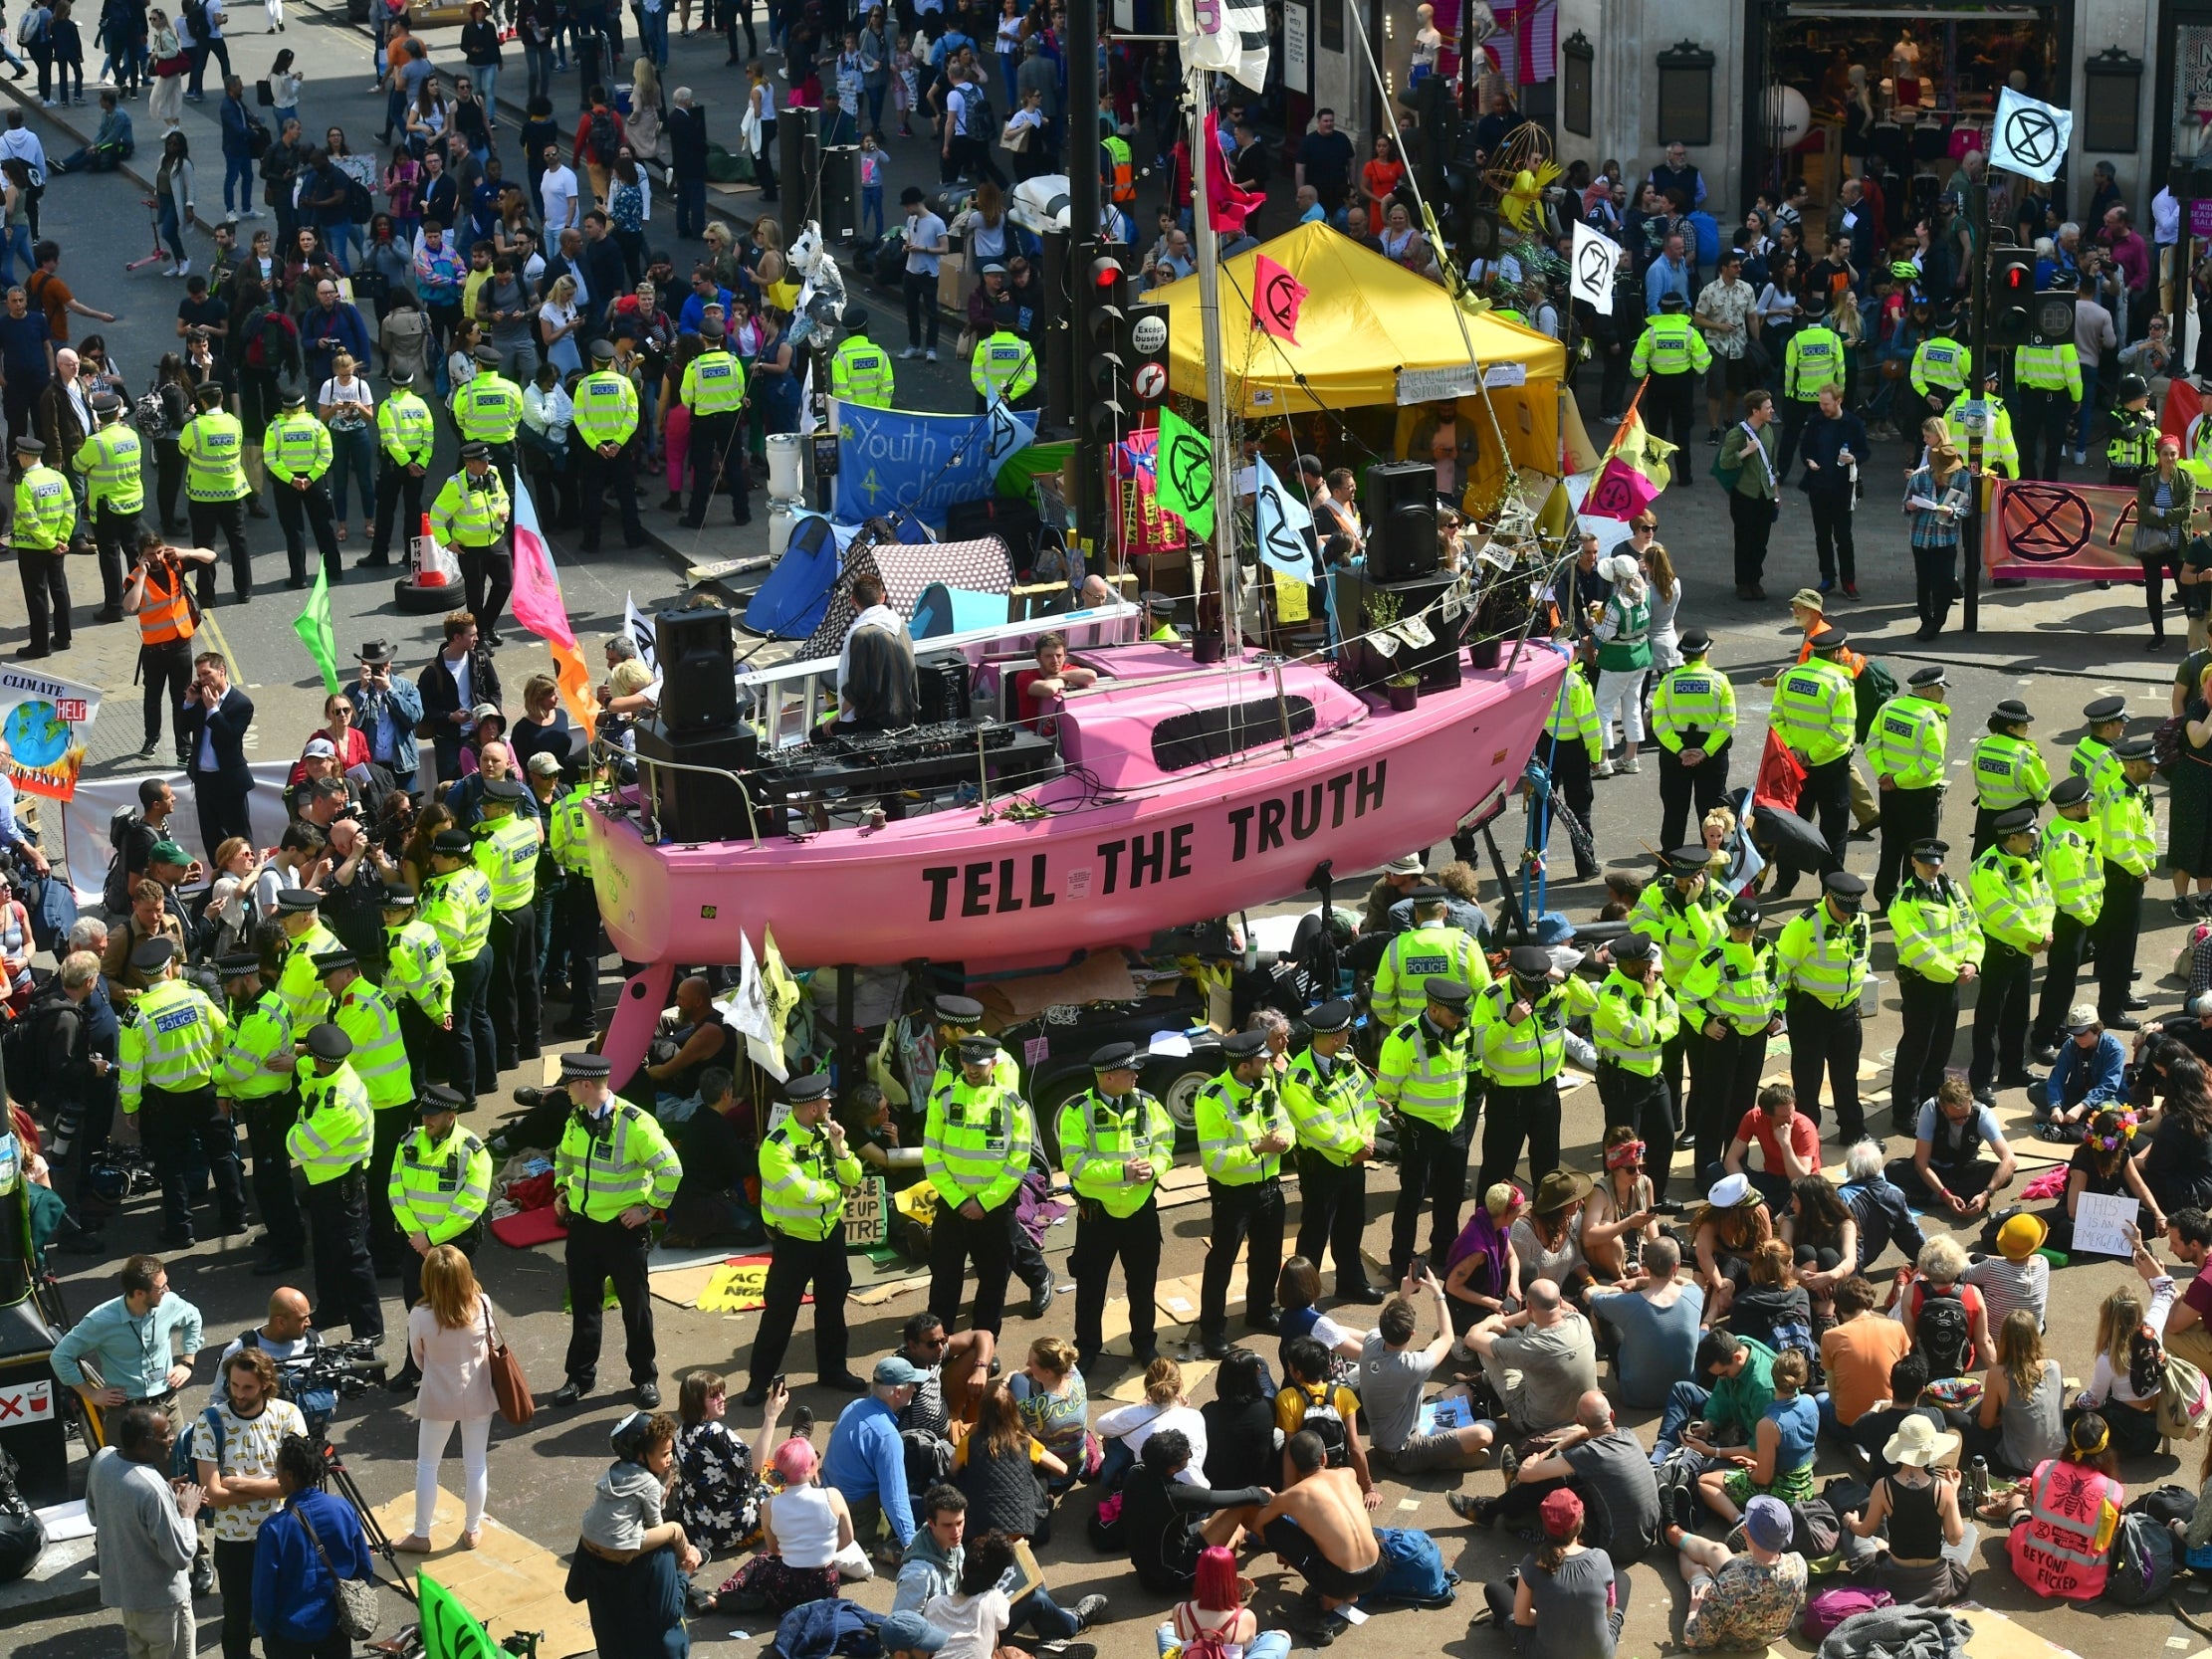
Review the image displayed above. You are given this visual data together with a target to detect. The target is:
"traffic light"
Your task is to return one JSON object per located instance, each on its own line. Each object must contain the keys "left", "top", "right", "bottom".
{"left": 1990, "top": 247, "right": 2034, "bottom": 345}
{"left": 1125, "top": 300, "right": 1171, "bottom": 410}
{"left": 2030, "top": 289, "right": 2077, "bottom": 349}
{"left": 1083, "top": 249, "right": 1134, "bottom": 443}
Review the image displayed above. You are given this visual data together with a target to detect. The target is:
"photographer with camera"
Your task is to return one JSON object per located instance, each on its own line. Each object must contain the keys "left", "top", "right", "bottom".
{"left": 212, "top": 1290, "right": 337, "bottom": 1439}
{"left": 121, "top": 530, "right": 216, "bottom": 766}
{"left": 351, "top": 639, "right": 422, "bottom": 783}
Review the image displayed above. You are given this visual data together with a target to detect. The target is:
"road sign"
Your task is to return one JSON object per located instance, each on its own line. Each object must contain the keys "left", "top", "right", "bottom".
{"left": 1132, "top": 313, "right": 1168, "bottom": 355}
{"left": 1133, "top": 361, "right": 1168, "bottom": 401}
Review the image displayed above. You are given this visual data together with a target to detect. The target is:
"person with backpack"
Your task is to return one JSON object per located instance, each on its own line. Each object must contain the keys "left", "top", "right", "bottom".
{"left": 193, "top": 1346, "right": 308, "bottom": 1659}
{"left": 1274, "top": 1335, "right": 1377, "bottom": 1502}
{"left": 216, "top": 73, "right": 259, "bottom": 216}
{"left": 1163, "top": 1545, "right": 1292, "bottom": 1659}
{"left": 572, "top": 84, "right": 623, "bottom": 206}
{"left": 2079, "top": 1230, "right": 2206, "bottom": 1458}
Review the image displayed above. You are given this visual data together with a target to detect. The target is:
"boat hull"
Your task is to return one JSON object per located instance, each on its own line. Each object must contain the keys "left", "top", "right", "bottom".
{"left": 587, "top": 650, "right": 1564, "bottom": 972}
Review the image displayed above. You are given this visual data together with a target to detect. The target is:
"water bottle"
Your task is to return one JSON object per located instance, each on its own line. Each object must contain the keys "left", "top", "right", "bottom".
{"left": 1966, "top": 1455, "right": 1989, "bottom": 1513}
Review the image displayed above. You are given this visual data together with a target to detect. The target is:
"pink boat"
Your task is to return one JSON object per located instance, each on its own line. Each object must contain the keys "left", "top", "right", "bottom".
{"left": 587, "top": 604, "right": 1566, "bottom": 1075}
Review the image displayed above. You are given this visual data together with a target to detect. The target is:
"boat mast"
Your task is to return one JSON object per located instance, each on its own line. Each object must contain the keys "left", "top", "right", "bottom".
{"left": 1185, "top": 65, "right": 1242, "bottom": 667}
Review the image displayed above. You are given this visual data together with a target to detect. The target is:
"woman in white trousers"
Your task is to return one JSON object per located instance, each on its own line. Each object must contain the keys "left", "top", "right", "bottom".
{"left": 395, "top": 1242, "right": 498, "bottom": 1552}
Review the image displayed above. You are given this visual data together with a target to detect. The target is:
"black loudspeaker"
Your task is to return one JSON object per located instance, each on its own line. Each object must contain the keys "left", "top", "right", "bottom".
{"left": 777, "top": 105, "right": 818, "bottom": 214}
{"left": 818, "top": 146, "right": 859, "bottom": 241}
{"left": 1332, "top": 568, "right": 1465, "bottom": 694}
{"left": 915, "top": 653, "right": 972, "bottom": 724}
{"left": 1364, "top": 461, "right": 1438, "bottom": 583}
{"left": 655, "top": 605, "right": 739, "bottom": 736}
{"left": 633, "top": 721, "right": 760, "bottom": 845}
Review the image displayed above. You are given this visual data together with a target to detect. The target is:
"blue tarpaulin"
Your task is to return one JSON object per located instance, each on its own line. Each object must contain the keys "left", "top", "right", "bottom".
{"left": 911, "top": 583, "right": 1006, "bottom": 638}
{"left": 739, "top": 514, "right": 857, "bottom": 638}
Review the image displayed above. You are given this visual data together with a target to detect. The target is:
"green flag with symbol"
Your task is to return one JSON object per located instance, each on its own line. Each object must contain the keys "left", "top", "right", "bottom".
{"left": 292, "top": 562, "right": 340, "bottom": 696}
{"left": 1154, "top": 406, "right": 1217, "bottom": 540}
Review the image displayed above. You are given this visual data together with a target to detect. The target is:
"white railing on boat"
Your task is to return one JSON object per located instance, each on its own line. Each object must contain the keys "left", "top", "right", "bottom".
{"left": 739, "top": 600, "right": 1145, "bottom": 749}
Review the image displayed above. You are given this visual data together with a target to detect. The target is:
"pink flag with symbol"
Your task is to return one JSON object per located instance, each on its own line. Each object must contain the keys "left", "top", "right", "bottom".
{"left": 1582, "top": 457, "right": 1659, "bottom": 520}
{"left": 1250, "top": 253, "right": 1307, "bottom": 344}
{"left": 507, "top": 479, "right": 597, "bottom": 737}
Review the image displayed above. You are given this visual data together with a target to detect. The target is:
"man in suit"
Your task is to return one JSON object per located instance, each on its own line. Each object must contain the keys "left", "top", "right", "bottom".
{"left": 177, "top": 650, "right": 255, "bottom": 849}
{"left": 578, "top": 213, "right": 628, "bottom": 322}
{"left": 667, "top": 89, "right": 708, "bottom": 242}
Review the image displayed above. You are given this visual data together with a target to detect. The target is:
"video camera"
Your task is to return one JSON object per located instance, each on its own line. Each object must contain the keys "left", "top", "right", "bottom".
{"left": 289, "top": 1337, "right": 387, "bottom": 1404}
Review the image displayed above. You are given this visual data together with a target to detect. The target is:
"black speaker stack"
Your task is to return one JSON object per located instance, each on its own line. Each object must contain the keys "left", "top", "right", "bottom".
{"left": 1363, "top": 461, "right": 1439, "bottom": 583}
{"left": 1332, "top": 567, "right": 1465, "bottom": 695}
{"left": 639, "top": 603, "right": 753, "bottom": 843}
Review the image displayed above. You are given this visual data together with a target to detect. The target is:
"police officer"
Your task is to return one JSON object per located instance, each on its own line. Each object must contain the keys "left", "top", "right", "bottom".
{"left": 1770, "top": 628, "right": 1858, "bottom": 885}
{"left": 923, "top": 1033, "right": 1033, "bottom": 1338}
{"left": 574, "top": 338, "right": 647, "bottom": 552}
{"left": 2013, "top": 321, "right": 2083, "bottom": 482}
{"left": 1678, "top": 900, "right": 1781, "bottom": 1173}
{"left": 746, "top": 1071, "right": 869, "bottom": 1402}
{"left": 1280, "top": 1000, "right": 1380, "bottom": 1304}
{"left": 1776, "top": 870, "right": 1874, "bottom": 1142}
{"left": 2073, "top": 697, "right": 2128, "bottom": 797}
{"left": 1541, "top": 636, "right": 1603, "bottom": 882}
{"left": 1908, "top": 311, "right": 1970, "bottom": 415}
{"left": 680, "top": 317, "right": 751, "bottom": 529}
{"left": 1371, "top": 886, "right": 1486, "bottom": 1029}
{"left": 430, "top": 443, "right": 514, "bottom": 646}
{"left": 366, "top": 367, "right": 435, "bottom": 570}
{"left": 271, "top": 888, "right": 340, "bottom": 1032}
{"left": 2097, "top": 735, "right": 2159, "bottom": 1026}
{"left": 1942, "top": 364, "right": 2021, "bottom": 479}
{"left": 971, "top": 325, "right": 1038, "bottom": 413}
{"left": 386, "top": 1085, "right": 491, "bottom": 1355}
{"left": 423, "top": 828, "right": 495, "bottom": 1099}
{"left": 73, "top": 388, "right": 141, "bottom": 621}
{"left": 2107, "top": 373, "right": 2159, "bottom": 486}
{"left": 920, "top": 1002, "right": 1051, "bottom": 1321}
{"left": 1887, "top": 841, "right": 1982, "bottom": 1131}
{"left": 1195, "top": 1027, "right": 1291, "bottom": 1357}
{"left": 286, "top": 1022, "right": 381, "bottom": 1345}
{"left": 1058, "top": 1041, "right": 1176, "bottom": 1371}
{"left": 545, "top": 760, "right": 599, "bottom": 1039}
{"left": 120, "top": 935, "right": 243, "bottom": 1246}
{"left": 1627, "top": 292, "right": 1709, "bottom": 461}
{"left": 1592, "top": 934, "right": 1680, "bottom": 1201}
{"left": 454, "top": 342, "right": 525, "bottom": 503}
{"left": 1649, "top": 629, "right": 1735, "bottom": 850}
{"left": 1142, "top": 591, "right": 1179, "bottom": 642}
{"left": 11, "top": 433, "right": 76, "bottom": 656}
{"left": 2030, "top": 777, "right": 2104, "bottom": 1064}
{"left": 176, "top": 380, "right": 253, "bottom": 605}
{"left": 1970, "top": 699, "right": 2049, "bottom": 859}
{"left": 264, "top": 384, "right": 342, "bottom": 589}
{"left": 1629, "top": 847, "right": 1728, "bottom": 1140}
{"left": 549, "top": 1051, "right": 683, "bottom": 1408}
{"left": 473, "top": 776, "right": 544, "bottom": 1077}
{"left": 214, "top": 951, "right": 306, "bottom": 1276}
{"left": 827, "top": 310, "right": 894, "bottom": 409}
{"left": 1376, "top": 975, "right": 1472, "bottom": 1281}
{"left": 1969, "top": 806, "right": 2055, "bottom": 1106}
{"left": 1471, "top": 947, "right": 1600, "bottom": 1194}
{"left": 316, "top": 947, "right": 412, "bottom": 1272}
{"left": 1869, "top": 664, "right": 1950, "bottom": 905}
{"left": 379, "top": 888, "right": 453, "bottom": 1094}
{"left": 1777, "top": 288, "right": 1846, "bottom": 480}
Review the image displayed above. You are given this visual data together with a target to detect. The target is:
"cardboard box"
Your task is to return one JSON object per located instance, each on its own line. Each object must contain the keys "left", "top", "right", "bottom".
{"left": 938, "top": 250, "right": 979, "bottom": 316}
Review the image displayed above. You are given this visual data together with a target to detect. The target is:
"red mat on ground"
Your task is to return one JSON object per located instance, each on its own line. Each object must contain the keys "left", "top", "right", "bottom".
{"left": 491, "top": 1206, "right": 569, "bottom": 1248}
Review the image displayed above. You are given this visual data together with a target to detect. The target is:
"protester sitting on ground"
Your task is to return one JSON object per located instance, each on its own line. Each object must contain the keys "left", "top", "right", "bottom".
{"left": 1851, "top": 1355, "right": 1952, "bottom": 1485}
{"left": 1005, "top": 1340, "right": 1095, "bottom": 1493}
{"left": 1840, "top": 1139, "right": 1928, "bottom": 1271}
{"left": 1716, "top": 1083, "right": 1821, "bottom": 1210}
{"left": 1467, "top": 1279, "right": 1601, "bottom": 1439}
{"left": 1666, "top": 1495, "right": 1810, "bottom": 1650}
{"left": 1121, "top": 1427, "right": 1272, "bottom": 1597}
{"left": 823, "top": 1355, "right": 925, "bottom": 1560}
{"left": 700, "top": 1435, "right": 854, "bottom": 1615}
{"left": 1481, "top": 1488, "right": 1625, "bottom": 1659}
{"left": 1579, "top": 1128, "right": 1659, "bottom": 1282}
{"left": 1964, "top": 1212, "right": 2054, "bottom": 1334}
{"left": 2035, "top": 1108, "right": 2163, "bottom": 1253}
{"left": 1278, "top": 1258, "right": 1367, "bottom": 1365}
{"left": 2003, "top": 1413, "right": 2126, "bottom": 1601}
{"left": 1886, "top": 1075, "right": 2018, "bottom": 1222}
{"left": 923, "top": 1527, "right": 1025, "bottom": 1659}
{"left": 1885, "top": 1234, "right": 1995, "bottom": 1378}
{"left": 1451, "top": 1389, "right": 1662, "bottom": 1567}
{"left": 2030, "top": 1006, "right": 2128, "bottom": 1137}
{"left": 1200, "top": 1349, "right": 1280, "bottom": 1492}
{"left": 1820, "top": 1275, "right": 1912, "bottom": 1437}
{"left": 1651, "top": 1329, "right": 1777, "bottom": 1468}
{"left": 1586, "top": 1237, "right": 1702, "bottom": 1410}
{"left": 1696, "top": 1349, "right": 1818, "bottom": 1520}
{"left": 1778, "top": 1173, "right": 1859, "bottom": 1323}
{"left": 1966, "top": 1310, "right": 2066, "bottom": 1477}
{"left": 1357, "top": 1271, "right": 1495, "bottom": 1475}
{"left": 1840, "top": 1415, "right": 1972, "bottom": 1604}
{"left": 1255, "top": 1430, "right": 1390, "bottom": 1640}
{"left": 670, "top": 1371, "right": 778, "bottom": 1557}
{"left": 891, "top": 1314, "right": 994, "bottom": 1498}
{"left": 1098, "top": 1356, "right": 1210, "bottom": 1489}
{"left": 893, "top": 1485, "right": 1108, "bottom": 1640}
{"left": 952, "top": 1378, "right": 1062, "bottom": 1541}
{"left": 1443, "top": 1183, "right": 1526, "bottom": 1336}
{"left": 1690, "top": 1174, "right": 1774, "bottom": 1322}
{"left": 2079, "top": 1228, "right": 2192, "bottom": 1459}
{"left": 1275, "top": 1337, "right": 1379, "bottom": 1507}
{"left": 1160, "top": 1545, "right": 1291, "bottom": 1659}
{"left": 2166, "top": 1209, "right": 2212, "bottom": 1375}
{"left": 1510, "top": 1170, "right": 1593, "bottom": 1296}
{"left": 1721, "top": 1241, "right": 1816, "bottom": 1371}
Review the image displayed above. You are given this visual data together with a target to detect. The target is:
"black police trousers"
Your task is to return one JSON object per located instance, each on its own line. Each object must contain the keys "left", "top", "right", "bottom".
{"left": 186, "top": 495, "right": 252, "bottom": 601}
{"left": 1070, "top": 1194, "right": 1162, "bottom": 1361}
{"left": 273, "top": 477, "right": 340, "bottom": 584}
{"left": 1787, "top": 990, "right": 1866, "bottom": 1143}
{"left": 306, "top": 1166, "right": 381, "bottom": 1344}
{"left": 1200, "top": 1176, "right": 1283, "bottom": 1340}
{"left": 1874, "top": 785, "right": 1942, "bottom": 908}
{"left": 2031, "top": 910, "right": 2094, "bottom": 1049}
{"left": 141, "top": 1083, "right": 244, "bottom": 1241}
{"left": 237, "top": 1091, "right": 303, "bottom": 1261}
{"left": 749, "top": 1227, "right": 853, "bottom": 1389}
{"left": 1694, "top": 1026, "right": 1768, "bottom": 1178}
{"left": 1389, "top": 1115, "right": 1469, "bottom": 1279}
{"left": 1477, "top": 1079, "right": 1562, "bottom": 1195}
{"left": 563, "top": 1208, "right": 657, "bottom": 1386}
{"left": 488, "top": 904, "right": 542, "bottom": 1072}
{"left": 1970, "top": 939, "right": 2034, "bottom": 1093}
{"left": 367, "top": 1104, "right": 412, "bottom": 1273}
{"left": 1658, "top": 741, "right": 1729, "bottom": 853}
{"left": 1891, "top": 970, "right": 1961, "bottom": 1132}
{"left": 928, "top": 1192, "right": 1017, "bottom": 1337}
{"left": 1292, "top": 1151, "right": 1371, "bottom": 1295}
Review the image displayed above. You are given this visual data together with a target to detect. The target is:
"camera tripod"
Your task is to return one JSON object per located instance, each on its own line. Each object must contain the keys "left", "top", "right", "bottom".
{"left": 320, "top": 1438, "right": 419, "bottom": 1602}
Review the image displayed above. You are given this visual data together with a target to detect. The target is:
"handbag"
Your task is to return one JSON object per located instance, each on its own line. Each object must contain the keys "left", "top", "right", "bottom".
{"left": 955, "top": 326, "right": 978, "bottom": 361}
{"left": 293, "top": 1501, "right": 380, "bottom": 1640}
{"left": 2136, "top": 523, "right": 2176, "bottom": 556}
{"left": 1000, "top": 116, "right": 1030, "bottom": 152}
{"left": 484, "top": 1302, "right": 535, "bottom": 1427}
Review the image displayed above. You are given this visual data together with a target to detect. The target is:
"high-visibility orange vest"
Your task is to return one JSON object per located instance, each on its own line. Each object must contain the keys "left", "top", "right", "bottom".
{"left": 136, "top": 562, "right": 195, "bottom": 647}
{"left": 1104, "top": 135, "right": 1136, "bottom": 205}
{"left": 1795, "top": 619, "right": 1864, "bottom": 678}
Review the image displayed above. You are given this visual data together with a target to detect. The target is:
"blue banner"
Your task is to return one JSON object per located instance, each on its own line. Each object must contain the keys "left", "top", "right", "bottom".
{"left": 832, "top": 399, "right": 1039, "bottom": 526}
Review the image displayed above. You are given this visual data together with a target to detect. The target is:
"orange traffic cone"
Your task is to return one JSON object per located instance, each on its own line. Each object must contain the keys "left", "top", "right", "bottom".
{"left": 415, "top": 514, "right": 449, "bottom": 585}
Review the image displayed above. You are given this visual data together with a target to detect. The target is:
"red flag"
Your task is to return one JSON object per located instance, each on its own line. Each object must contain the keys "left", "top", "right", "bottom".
{"left": 1582, "top": 457, "right": 1659, "bottom": 520}
{"left": 1754, "top": 728, "right": 1807, "bottom": 815}
{"left": 1204, "top": 108, "right": 1263, "bottom": 236}
{"left": 1250, "top": 253, "right": 1306, "bottom": 344}
{"left": 2163, "top": 376, "right": 2204, "bottom": 456}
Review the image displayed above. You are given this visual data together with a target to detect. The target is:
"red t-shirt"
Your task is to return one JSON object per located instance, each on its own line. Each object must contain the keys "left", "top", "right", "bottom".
{"left": 2184, "top": 1271, "right": 2212, "bottom": 1320}
{"left": 1734, "top": 1107, "right": 1821, "bottom": 1174}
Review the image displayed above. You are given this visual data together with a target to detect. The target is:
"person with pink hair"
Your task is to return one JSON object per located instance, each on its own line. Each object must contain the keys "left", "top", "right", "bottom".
{"left": 1156, "top": 1546, "right": 1291, "bottom": 1659}
{"left": 701, "top": 1434, "right": 856, "bottom": 1615}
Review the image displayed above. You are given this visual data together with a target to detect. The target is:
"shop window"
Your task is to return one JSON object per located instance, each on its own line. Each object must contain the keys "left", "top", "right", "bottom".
{"left": 1318, "top": 0, "right": 1342, "bottom": 55}
{"left": 1657, "top": 42, "right": 1715, "bottom": 147}
{"left": 2083, "top": 46, "right": 2142, "bottom": 153}
{"left": 1564, "top": 32, "right": 1593, "bottom": 136}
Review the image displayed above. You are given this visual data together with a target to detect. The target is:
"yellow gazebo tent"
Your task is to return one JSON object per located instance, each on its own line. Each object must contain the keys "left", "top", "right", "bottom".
{"left": 1149, "top": 220, "right": 1571, "bottom": 499}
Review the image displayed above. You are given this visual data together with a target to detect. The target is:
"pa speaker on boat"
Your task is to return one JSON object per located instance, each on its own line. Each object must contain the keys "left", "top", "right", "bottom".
{"left": 915, "top": 653, "right": 973, "bottom": 725}
{"left": 634, "top": 721, "right": 760, "bottom": 846}
{"left": 655, "top": 604, "right": 740, "bottom": 736}
{"left": 1363, "top": 462, "right": 1438, "bottom": 583}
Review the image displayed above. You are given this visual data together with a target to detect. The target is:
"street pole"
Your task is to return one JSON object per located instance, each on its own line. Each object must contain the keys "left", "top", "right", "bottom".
{"left": 1187, "top": 64, "right": 1242, "bottom": 663}
{"left": 1965, "top": 179, "right": 1988, "bottom": 634}
{"left": 1066, "top": 0, "right": 1104, "bottom": 546}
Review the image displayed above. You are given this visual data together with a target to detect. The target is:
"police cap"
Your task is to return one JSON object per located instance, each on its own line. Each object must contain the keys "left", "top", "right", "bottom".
{"left": 957, "top": 1034, "right": 1001, "bottom": 1062}
{"left": 1812, "top": 627, "right": 1851, "bottom": 653}
{"left": 2084, "top": 696, "right": 2127, "bottom": 723}
{"left": 2114, "top": 734, "right": 2156, "bottom": 760}
{"left": 1424, "top": 976, "right": 1473, "bottom": 1008}
{"left": 1911, "top": 839, "right": 1950, "bottom": 863}
{"left": 459, "top": 441, "right": 492, "bottom": 461}
{"left": 380, "top": 886, "right": 418, "bottom": 909}
{"left": 275, "top": 888, "right": 321, "bottom": 914}
{"left": 1089, "top": 1041, "right": 1140, "bottom": 1072}
{"left": 432, "top": 829, "right": 476, "bottom": 855}
{"left": 1822, "top": 871, "right": 1869, "bottom": 907}
{"left": 1408, "top": 883, "right": 1449, "bottom": 902}
{"left": 560, "top": 1052, "right": 614, "bottom": 1079}
{"left": 472, "top": 344, "right": 504, "bottom": 366}
{"left": 588, "top": 338, "right": 617, "bottom": 362}
{"left": 1991, "top": 699, "right": 2034, "bottom": 726}
{"left": 10, "top": 436, "right": 40, "bottom": 455}
{"left": 1612, "top": 932, "right": 1657, "bottom": 962}
{"left": 215, "top": 952, "right": 262, "bottom": 978}
{"left": 130, "top": 936, "right": 177, "bottom": 971}
{"left": 785, "top": 1072, "right": 833, "bottom": 1103}
{"left": 934, "top": 995, "right": 986, "bottom": 1026}
{"left": 418, "top": 1084, "right": 467, "bottom": 1116}
{"left": 1220, "top": 1029, "right": 1270, "bottom": 1059}
{"left": 1507, "top": 945, "right": 1553, "bottom": 980}
{"left": 1677, "top": 628, "right": 1711, "bottom": 655}
{"left": 1664, "top": 846, "right": 1709, "bottom": 876}
{"left": 311, "top": 948, "right": 358, "bottom": 975}
{"left": 279, "top": 385, "right": 307, "bottom": 408}
{"left": 1305, "top": 999, "right": 1354, "bottom": 1034}
{"left": 2050, "top": 775, "right": 2092, "bottom": 807}
{"left": 90, "top": 390, "right": 122, "bottom": 416}
{"left": 481, "top": 776, "right": 526, "bottom": 802}
{"left": 1907, "top": 665, "right": 1946, "bottom": 688}
{"left": 306, "top": 1023, "right": 353, "bottom": 1061}
{"left": 1725, "top": 900, "right": 1761, "bottom": 928}
{"left": 1993, "top": 805, "right": 2040, "bottom": 837}
{"left": 1659, "top": 292, "right": 1687, "bottom": 312}
{"left": 1142, "top": 591, "right": 1176, "bottom": 615}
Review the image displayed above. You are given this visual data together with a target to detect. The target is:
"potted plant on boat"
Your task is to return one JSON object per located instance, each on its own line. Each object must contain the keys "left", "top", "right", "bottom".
{"left": 1386, "top": 669, "right": 1420, "bottom": 712}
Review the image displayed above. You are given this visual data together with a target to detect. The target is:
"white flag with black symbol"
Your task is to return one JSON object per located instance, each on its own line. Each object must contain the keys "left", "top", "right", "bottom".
{"left": 623, "top": 591, "right": 665, "bottom": 703}
{"left": 1253, "top": 460, "right": 1316, "bottom": 584}
{"left": 1177, "top": 0, "right": 1270, "bottom": 91}
{"left": 982, "top": 393, "right": 1034, "bottom": 480}
{"left": 1989, "top": 87, "right": 2072, "bottom": 185}
{"left": 1570, "top": 221, "right": 1620, "bottom": 316}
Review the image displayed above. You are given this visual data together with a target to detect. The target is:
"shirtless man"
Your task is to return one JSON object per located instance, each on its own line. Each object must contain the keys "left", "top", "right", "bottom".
{"left": 1257, "top": 1430, "right": 1389, "bottom": 1637}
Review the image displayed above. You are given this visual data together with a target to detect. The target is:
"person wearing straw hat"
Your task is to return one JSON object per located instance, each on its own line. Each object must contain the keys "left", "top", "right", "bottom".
{"left": 1838, "top": 1414, "right": 1972, "bottom": 1605}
